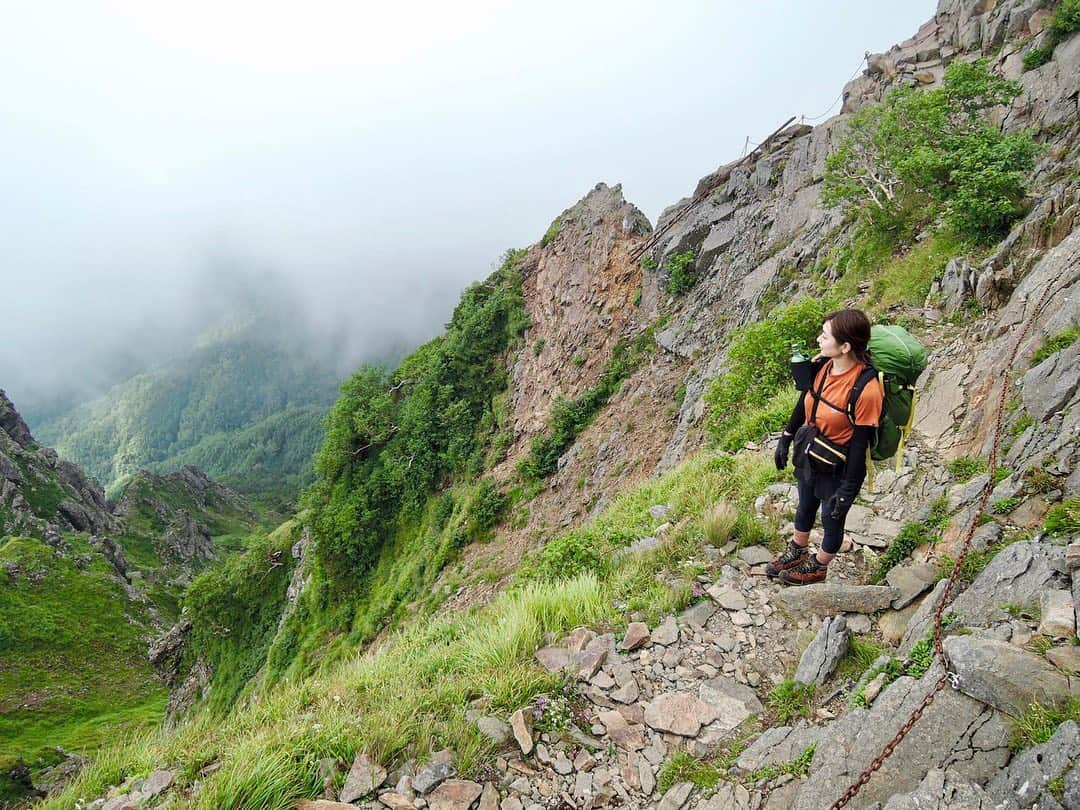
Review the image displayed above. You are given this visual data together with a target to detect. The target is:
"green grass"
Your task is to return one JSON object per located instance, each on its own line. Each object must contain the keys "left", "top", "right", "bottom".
{"left": 1044, "top": 498, "right": 1080, "bottom": 537}
{"left": 39, "top": 576, "right": 605, "bottom": 810}
{"left": 835, "top": 636, "right": 886, "bottom": 683}
{"left": 1010, "top": 698, "right": 1080, "bottom": 752}
{"left": 656, "top": 743, "right": 815, "bottom": 794}
{"left": 947, "top": 455, "right": 987, "bottom": 482}
{"left": 36, "top": 443, "right": 792, "bottom": 810}
{"left": 991, "top": 497, "right": 1021, "bottom": 514}
{"left": 12, "top": 457, "right": 69, "bottom": 521}
{"left": 1023, "top": 46, "right": 1053, "bottom": 71}
{"left": 870, "top": 496, "right": 949, "bottom": 583}
{"left": 657, "top": 751, "right": 723, "bottom": 794}
{"left": 766, "top": 680, "right": 815, "bottom": 724}
{"left": 1032, "top": 326, "right": 1080, "bottom": 365}
{"left": 832, "top": 229, "right": 969, "bottom": 316}
{"left": 0, "top": 535, "right": 166, "bottom": 763}
{"left": 743, "top": 744, "right": 815, "bottom": 783}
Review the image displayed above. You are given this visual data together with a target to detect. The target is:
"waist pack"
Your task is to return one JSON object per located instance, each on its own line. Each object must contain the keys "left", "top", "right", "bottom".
{"left": 793, "top": 423, "right": 848, "bottom": 477}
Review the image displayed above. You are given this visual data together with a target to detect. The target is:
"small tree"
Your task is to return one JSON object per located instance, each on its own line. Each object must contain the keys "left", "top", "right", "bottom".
{"left": 824, "top": 59, "right": 1039, "bottom": 244}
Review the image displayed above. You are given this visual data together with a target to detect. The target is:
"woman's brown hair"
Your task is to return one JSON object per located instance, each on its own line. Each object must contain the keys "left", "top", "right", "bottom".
{"left": 824, "top": 309, "right": 872, "bottom": 365}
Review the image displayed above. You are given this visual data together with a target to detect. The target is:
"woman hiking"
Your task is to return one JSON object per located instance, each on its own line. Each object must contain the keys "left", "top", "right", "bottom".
{"left": 767, "top": 309, "right": 884, "bottom": 585}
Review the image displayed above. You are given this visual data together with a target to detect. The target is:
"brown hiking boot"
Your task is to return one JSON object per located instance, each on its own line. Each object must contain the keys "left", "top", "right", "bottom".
{"left": 765, "top": 540, "right": 810, "bottom": 578}
{"left": 778, "top": 555, "right": 828, "bottom": 586}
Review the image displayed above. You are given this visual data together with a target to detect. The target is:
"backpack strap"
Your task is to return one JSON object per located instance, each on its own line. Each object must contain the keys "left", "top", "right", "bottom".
{"left": 807, "top": 360, "right": 852, "bottom": 422}
{"left": 845, "top": 365, "right": 882, "bottom": 426}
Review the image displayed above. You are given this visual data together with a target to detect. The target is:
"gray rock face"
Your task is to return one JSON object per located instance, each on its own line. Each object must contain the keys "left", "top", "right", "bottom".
{"left": 899, "top": 579, "right": 949, "bottom": 656}
{"left": 775, "top": 584, "right": 900, "bottom": 616}
{"left": 944, "top": 636, "right": 1075, "bottom": 716}
{"left": 162, "top": 511, "right": 216, "bottom": 564}
{"left": 734, "top": 724, "right": 824, "bottom": 773}
{"left": 1039, "top": 588, "right": 1077, "bottom": 639}
{"left": 698, "top": 676, "right": 764, "bottom": 732}
{"left": 792, "top": 664, "right": 1010, "bottom": 809}
{"left": 657, "top": 781, "right": 694, "bottom": 810}
{"left": 644, "top": 692, "right": 718, "bottom": 737}
{"left": 885, "top": 564, "right": 938, "bottom": 610}
{"left": 679, "top": 599, "right": 716, "bottom": 628}
{"left": 148, "top": 619, "right": 192, "bottom": 686}
{"left": 412, "top": 760, "right": 456, "bottom": 795}
{"left": 1023, "top": 340, "right": 1080, "bottom": 421}
{"left": 882, "top": 769, "right": 991, "bottom": 809}
{"left": 0, "top": 389, "right": 34, "bottom": 447}
{"left": 947, "top": 542, "right": 1068, "bottom": 626}
{"left": 475, "top": 716, "right": 511, "bottom": 746}
{"left": 987, "top": 720, "right": 1080, "bottom": 808}
{"left": 795, "top": 615, "right": 850, "bottom": 686}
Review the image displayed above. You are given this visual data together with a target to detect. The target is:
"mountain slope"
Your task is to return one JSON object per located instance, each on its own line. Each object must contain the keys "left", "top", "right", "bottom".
{"left": 28, "top": 0, "right": 1080, "bottom": 807}
{"left": 33, "top": 331, "right": 340, "bottom": 502}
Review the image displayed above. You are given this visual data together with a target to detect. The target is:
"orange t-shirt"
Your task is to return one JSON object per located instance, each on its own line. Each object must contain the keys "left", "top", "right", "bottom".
{"left": 802, "top": 361, "right": 884, "bottom": 445}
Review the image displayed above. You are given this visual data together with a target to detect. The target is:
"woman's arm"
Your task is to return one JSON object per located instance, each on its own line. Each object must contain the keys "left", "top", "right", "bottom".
{"left": 783, "top": 395, "right": 806, "bottom": 436}
{"left": 828, "top": 425, "right": 874, "bottom": 518}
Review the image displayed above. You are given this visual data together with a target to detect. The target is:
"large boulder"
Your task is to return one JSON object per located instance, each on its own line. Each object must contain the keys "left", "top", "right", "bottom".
{"left": 947, "top": 542, "right": 1068, "bottom": 627}
{"left": 792, "top": 664, "right": 1010, "bottom": 809}
{"left": 774, "top": 584, "right": 899, "bottom": 616}
{"left": 944, "top": 636, "right": 1076, "bottom": 716}
{"left": 794, "top": 615, "right": 850, "bottom": 686}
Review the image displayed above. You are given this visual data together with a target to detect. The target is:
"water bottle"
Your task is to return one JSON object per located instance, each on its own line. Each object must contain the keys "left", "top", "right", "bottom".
{"left": 790, "top": 342, "right": 813, "bottom": 391}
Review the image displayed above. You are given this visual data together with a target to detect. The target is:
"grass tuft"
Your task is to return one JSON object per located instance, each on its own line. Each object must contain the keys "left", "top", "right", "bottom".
{"left": 766, "top": 680, "right": 815, "bottom": 725}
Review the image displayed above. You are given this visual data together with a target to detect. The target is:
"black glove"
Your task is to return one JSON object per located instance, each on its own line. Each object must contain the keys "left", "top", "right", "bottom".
{"left": 827, "top": 491, "right": 854, "bottom": 520}
{"left": 774, "top": 432, "right": 794, "bottom": 471}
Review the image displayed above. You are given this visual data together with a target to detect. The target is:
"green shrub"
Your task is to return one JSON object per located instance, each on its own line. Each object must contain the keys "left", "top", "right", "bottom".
{"left": 1049, "top": 0, "right": 1080, "bottom": 40}
{"left": 1025, "top": 466, "right": 1058, "bottom": 494}
{"left": 824, "top": 59, "right": 1039, "bottom": 243}
{"left": 463, "top": 479, "right": 506, "bottom": 541}
{"left": 1032, "top": 326, "right": 1080, "bottom": 365}
{"left": 539, "top": 218, "right": 561, "bottom": 247}
{"left": 870, "top": 497, "right": 949, "bottom": 583}
{"left": 1044, "top": 498, "right": 1080, "bottom": 536}
{"left": 308, "top": 249, "right": 528, "bottom": 589}
{"left": 184, "top": 529, "right": 298, "bottom": 711}
{"left": 947, "top": 455, "right": 987, "bottom": 482}
{"left": 1023, "top": 46, "right": 1054, "bottom": 71}
{"left": 705, "top": 297, "right": 834, "bottom": 449}
{"left": 516, "top": 529, "right": 609, "bottom": 583}
{"left": 665, "top": 250, "right": 698, "bottom": 295}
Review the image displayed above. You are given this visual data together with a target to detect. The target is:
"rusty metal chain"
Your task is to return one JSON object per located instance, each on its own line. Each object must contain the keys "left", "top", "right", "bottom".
{"left": 627, "top": 117, "right": 796, "bottom": 265}
{"left": 828, "top": 277, "right": 1065, "bottom": 810}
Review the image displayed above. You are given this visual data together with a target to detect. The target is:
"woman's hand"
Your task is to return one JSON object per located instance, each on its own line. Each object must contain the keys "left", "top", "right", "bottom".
{"left": 774, "top": 432, "right": 794, "bottom": 470}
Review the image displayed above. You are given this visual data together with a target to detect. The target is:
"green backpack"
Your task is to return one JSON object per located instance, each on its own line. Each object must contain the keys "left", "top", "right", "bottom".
{"left": 845, "top": 325, "right": 928, "bottom": 471}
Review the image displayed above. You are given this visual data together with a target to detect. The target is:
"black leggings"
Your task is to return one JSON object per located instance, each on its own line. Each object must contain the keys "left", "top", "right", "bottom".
{"left": 794, "top": 474, "right": 846, "bottom": 555}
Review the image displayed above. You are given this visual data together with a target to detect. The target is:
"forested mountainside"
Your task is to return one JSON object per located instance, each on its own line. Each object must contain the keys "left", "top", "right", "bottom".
{"left": 32, "top": 324, "right": 341, "bottom": 505}
{"left": 9, "top": 0, "right": 1080, "bottom": 808}
{"left": 0, "top": 392, "right": 279, "bottom": 806}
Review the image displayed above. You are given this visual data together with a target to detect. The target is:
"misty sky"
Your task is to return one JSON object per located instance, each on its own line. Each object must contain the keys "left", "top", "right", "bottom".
{"left": 0, "top": 1, "right": 934, "bottom": 412}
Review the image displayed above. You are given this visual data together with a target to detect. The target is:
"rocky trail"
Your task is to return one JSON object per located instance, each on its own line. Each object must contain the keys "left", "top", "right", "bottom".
{"left": 91, "top": 457, "right": 1080, "bottom": 810}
